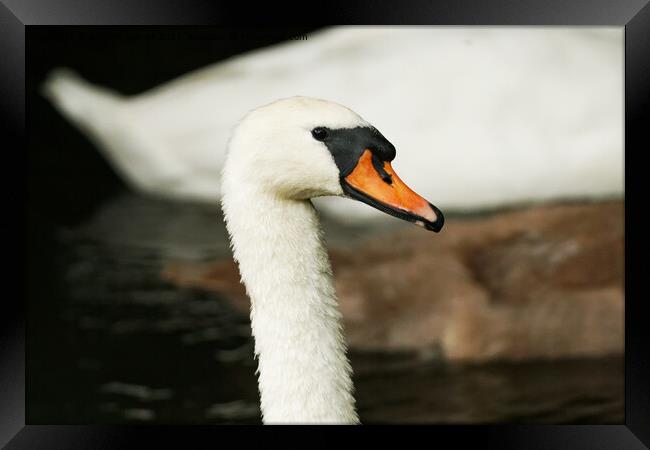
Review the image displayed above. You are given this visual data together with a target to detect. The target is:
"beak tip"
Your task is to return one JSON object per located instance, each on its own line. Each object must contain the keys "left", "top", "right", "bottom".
{"left": 428, "top": 203, "right": 445, "bottom": 233}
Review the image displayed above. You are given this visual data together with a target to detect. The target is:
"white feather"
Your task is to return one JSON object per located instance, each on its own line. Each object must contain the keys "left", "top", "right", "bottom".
{"left": 43, "top": 27, "right": 623, "bottom": 222}
{"left": 221, "top": 97, "right": 366, "bottom": 424}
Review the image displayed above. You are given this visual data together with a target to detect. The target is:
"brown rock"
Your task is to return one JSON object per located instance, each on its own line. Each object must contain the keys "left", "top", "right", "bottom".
{"left": 162, "top": 200, "right": 624, "bottom": 362}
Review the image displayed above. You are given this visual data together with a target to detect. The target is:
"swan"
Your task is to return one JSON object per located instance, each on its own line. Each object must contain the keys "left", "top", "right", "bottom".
{"left": 42, "top": 27, "right": 623, "bottom": 221}
{"left": 220, "top": 96, "right": 443, "bottom": 423}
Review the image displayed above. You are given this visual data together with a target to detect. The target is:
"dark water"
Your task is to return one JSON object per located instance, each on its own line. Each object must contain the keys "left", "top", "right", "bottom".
{"left": 27, "top": 194, "right": 623, "bottom": 424}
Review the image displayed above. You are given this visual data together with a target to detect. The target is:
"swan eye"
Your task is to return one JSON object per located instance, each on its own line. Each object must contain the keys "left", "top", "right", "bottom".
{"left": 311, "top": 127, "right": 328, "bottom": 141}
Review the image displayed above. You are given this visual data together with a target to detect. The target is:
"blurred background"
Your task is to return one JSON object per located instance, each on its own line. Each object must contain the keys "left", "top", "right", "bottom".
{"left": 27, "top": 26, "right": 623, "bottom": 424}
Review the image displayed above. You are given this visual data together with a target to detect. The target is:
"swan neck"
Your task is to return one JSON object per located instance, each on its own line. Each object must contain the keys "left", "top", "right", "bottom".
{"left": 223, "top": 190, "right": 358, "bottom": 424}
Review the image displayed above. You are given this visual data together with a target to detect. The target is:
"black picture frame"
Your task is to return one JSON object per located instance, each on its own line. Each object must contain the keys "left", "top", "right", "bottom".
{"left": 2, "top": 1, "right": 648, "bottom": 448}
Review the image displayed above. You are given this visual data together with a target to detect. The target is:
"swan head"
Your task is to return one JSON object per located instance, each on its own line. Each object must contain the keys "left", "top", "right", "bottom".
{"left": 223, "top": 96, "right": 444, "bottom": 232}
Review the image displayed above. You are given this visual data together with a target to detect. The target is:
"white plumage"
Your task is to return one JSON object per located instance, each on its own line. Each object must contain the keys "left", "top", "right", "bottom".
{"left": 221, "top": 97, "right": 369, "bottom": 424}
{"left": 43, "top": 27, "right": 623, "bottom": 222}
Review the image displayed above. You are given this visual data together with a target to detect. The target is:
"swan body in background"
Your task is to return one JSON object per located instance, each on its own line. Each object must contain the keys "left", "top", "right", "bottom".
{"left": 220, "top": 96, "right": 443, "bottom": 423}
{"left": 43, "top": 27, "right": 623, "bottom": 221}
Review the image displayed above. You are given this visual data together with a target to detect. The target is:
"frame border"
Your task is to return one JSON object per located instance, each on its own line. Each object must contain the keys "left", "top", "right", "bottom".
{"left": 2, "top": 1, "right": 648, "bottom": 448}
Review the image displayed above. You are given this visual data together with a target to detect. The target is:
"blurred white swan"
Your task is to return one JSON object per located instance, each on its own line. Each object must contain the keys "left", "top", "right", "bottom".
{"left": 42, "top": 27, "right": 623, "bottom": 222}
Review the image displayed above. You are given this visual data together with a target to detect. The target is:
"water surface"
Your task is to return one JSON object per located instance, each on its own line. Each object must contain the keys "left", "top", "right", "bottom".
{"left": 27, "top": 194, "right": 623, "bottom": 424}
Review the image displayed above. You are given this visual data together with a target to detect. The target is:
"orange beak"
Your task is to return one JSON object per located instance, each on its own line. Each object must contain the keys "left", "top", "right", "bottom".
{"left": 342, "top": 150, "right": 444, "bottom": 232}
